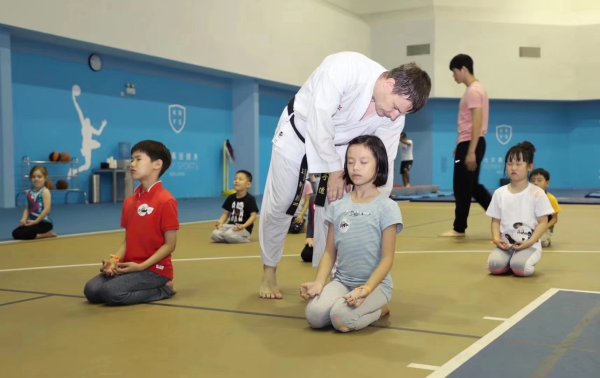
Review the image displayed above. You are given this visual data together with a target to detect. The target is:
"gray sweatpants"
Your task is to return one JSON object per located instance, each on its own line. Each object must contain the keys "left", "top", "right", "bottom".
{"left": 305, "top": 280, "right": 389, "bottom": 332}
{"left": 488, "top": 247, "right": 541, "bottom": 277}
{"left": 84, "top": 270, "right": 174, "bottom": 305}
{"left": 211, "top": 224, "right": 251, "bottom": 243}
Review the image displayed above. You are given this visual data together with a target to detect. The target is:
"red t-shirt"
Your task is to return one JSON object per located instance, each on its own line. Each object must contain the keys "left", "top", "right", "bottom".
{"left": 121, "top": 181, "right": 179, "bottom": 279}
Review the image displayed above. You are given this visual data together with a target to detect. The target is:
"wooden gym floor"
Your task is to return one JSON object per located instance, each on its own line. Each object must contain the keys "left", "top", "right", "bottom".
{"left": 0, "top": 202, "right": 599, "bottom": 377}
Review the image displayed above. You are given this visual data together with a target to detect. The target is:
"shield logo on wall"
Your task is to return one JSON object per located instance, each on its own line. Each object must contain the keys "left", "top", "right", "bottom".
{"left": 495, "top": 124, "right": 512, "bottom": 145}
{"left": 168, "top": 104, "right": 186, "bottom": 134}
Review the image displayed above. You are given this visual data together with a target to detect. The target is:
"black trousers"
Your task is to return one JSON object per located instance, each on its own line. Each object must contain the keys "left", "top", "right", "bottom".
{"left": 452, "top": 137, "right": 492, "bottom": 233}
{"left": 12, "top": 221, "right": 53, "bottom": 240}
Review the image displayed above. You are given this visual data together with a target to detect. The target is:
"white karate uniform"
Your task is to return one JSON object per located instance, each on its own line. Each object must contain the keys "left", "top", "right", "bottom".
{"left": 259, "top": 52, "right": 404, "bottom": 268}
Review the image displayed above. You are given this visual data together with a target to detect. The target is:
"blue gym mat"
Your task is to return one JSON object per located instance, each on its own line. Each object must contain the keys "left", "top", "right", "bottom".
{"left": 585, "top": 190, "right": 600, "bottom": 198}
{"left": 444, "top": 290, "right": 600, "bottom": 378}
{"left": 408, "top": 189, "right": 600, "bottom": 205}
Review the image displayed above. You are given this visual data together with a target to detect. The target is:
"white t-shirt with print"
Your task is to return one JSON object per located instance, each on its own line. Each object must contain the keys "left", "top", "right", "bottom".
{"left": 486, "top": 183, "right": 554, "bottom": 252}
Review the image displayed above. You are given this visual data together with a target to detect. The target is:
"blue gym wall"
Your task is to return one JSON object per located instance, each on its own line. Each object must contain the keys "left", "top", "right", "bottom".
{"left": 10, "top": 38, "right": 297, "bottom": 204}
{"left": 12, "top": 45, "right": 233, "bottom": 201}
{"left": 7, "top": 38, "right": 600, "bottom": 205}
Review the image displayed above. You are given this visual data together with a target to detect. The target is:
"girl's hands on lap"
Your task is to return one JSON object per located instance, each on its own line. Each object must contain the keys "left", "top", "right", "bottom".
{"left": 512, "top": 240, "right": 533, "bottom": 251}
{"left": 344, "top": 286, "right": 370, "bottom": 308}
{"left": 492, "top": 238, "right": 512, "bottom": 251}
{"left": 300, "top": 281, "right": 323, "bottom": 300}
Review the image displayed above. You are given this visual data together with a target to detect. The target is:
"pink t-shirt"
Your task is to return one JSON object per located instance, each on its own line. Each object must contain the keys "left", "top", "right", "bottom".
{"left": 457, "top": 81, "right": 489, "bottom": 143}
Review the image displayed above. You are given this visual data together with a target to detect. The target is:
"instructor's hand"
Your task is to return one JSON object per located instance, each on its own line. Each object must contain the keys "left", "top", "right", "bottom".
{"left": 327, "top": 170, "right": 345, "bottom": 202}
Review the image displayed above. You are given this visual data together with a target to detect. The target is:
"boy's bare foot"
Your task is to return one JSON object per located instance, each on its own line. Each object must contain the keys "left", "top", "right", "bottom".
{"left": 259, "top": 265, "right": 283, "bottom": 299}
{"left": 380, "top": 304, "right": 390, "bottom": 319}
{"left": 439, "top": 230, "right": 465, "bottom": 237}
{"left": 36, "top": 231, "right": 57, "bottom": 239}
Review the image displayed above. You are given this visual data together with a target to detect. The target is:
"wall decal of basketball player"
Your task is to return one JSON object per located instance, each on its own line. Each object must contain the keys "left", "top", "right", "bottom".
{"left": 68, "top": 85, "right": 108, "bottom": 177}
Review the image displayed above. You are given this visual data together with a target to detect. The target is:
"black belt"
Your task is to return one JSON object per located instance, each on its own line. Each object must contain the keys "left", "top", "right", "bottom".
{"left": 314, "top": 173, "right": 328, "bottom": 207}
{"left": 286, "top": 97, "right": 308, "bottom": 215}
{"left": 285, "top": 97, "right": 327, "bottom": 213}
{"left": 286, "top": 155, "right": 308, "bottom": 216}
{"left": 287, "top": 97, "right": 305, "bottom": 143}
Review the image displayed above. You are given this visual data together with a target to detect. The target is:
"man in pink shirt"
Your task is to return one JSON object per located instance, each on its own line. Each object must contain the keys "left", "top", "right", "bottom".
{"left": 441, "top": 54, "right": 492, "bottom": 237}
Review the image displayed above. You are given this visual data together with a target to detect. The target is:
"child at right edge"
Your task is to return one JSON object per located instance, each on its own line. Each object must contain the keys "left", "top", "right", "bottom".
{"left": 486, "top": 141, "right": 554, "bottom": 277}
{"left": 530, "top": 168, "right": 561, "bottom": 247}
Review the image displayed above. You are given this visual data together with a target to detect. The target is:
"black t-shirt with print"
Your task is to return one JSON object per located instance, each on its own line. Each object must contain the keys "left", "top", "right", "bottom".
{"left": 222, "top": 193, "right": 259, "bottom": 234}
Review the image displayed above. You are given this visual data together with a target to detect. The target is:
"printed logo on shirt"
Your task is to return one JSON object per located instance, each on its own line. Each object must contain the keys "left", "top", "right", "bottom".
{"left": 339, "top": 218, "right": 350, "bottom": 233}
{"left": 504, "top": 222, "right": 533, "bottom": 245}
{"left": 137, "top": 204, "right": 155, "bottom": 217}
{"left": 229, "top": 201, "right": 245, "bottom": 223}
{"left": 155, "top": 264, "right": 164, "bottom": 270}
{"left": 337, "top": 105, "right": 342, "bottom": 111}
{"left": 344, "top": 210, "right": 371, "bottom": 217}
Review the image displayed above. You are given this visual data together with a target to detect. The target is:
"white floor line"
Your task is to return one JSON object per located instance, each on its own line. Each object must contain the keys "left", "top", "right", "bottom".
{"left": 0, "top": 262, "right": 99, "bottom": 272}
{"left": 0, "top": 253, "right": 286, "bottom": 273}
{"left": 394, "top": 250, "right": 600, "bottom": 254}
{"left": 554, "top": 288, "right": 600, "bottom": 295}
{"left": 483, "top": 316, "right": 508, "bottom": 322}
{"left": 0, "top": 229, "right": 123, "bottom": 244}
{"left": 0, "top": 220, "right": 218, "bottom": 245}
{"left": 174, "top": 255, "right": 263, "bottom": 262}
{"left": 0, "top": 250, "right": 488, "bottom": 273}
{"left": 396, "top": 250, "right": 489, "bottom": 254}
{"left": 408, "top": 363, "right": 440, "bottom": 371}
{"left": 426, "top": 288, "right": 560, "bottom": 378}
{"left": 1, "top": 249, "right": 599, "bottom": 273}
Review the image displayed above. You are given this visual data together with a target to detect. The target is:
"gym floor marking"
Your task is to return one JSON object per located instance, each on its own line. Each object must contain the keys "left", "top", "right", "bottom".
{"left": 0, "top": 287, "right": 481, "bottom": 338}
{"left": 1, "top": 249, "right": 599, "bottom": 273}
{"left": 0, "top": 219, "right": 220, "bottom": 245}
{"left": 407, "top": 363, "right": 440, "bottom": 371}
{"left": 483, "top": 316, "right": 509, "bottom": 322}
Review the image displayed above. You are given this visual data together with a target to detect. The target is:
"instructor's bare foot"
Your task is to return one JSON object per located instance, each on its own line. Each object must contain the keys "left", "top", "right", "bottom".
{"left": 259, "top": 265, "right": 283, "bottom": 299}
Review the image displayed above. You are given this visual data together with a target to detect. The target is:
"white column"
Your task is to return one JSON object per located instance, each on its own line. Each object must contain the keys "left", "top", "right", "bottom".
{"left": 0, "top": 28, "right": 15, "bottom": 208}
{"left": 231, "top": 79, "right": 260, "bottom": 194}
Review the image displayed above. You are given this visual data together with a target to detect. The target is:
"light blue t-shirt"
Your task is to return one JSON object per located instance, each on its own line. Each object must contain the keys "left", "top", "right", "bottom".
{"left": 325, "top": 192, "right": 403, "bottom": 300}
